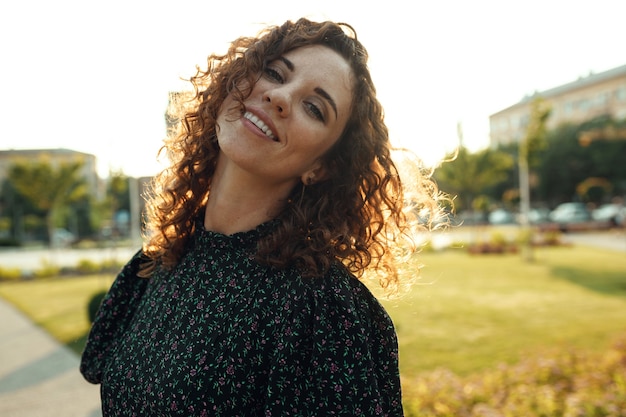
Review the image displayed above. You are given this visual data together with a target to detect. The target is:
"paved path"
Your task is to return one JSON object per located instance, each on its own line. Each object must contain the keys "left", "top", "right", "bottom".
{"left": 562, "top": 230, "right": 626, "bottom": 252}
{"left": 0, "top": 298, "right": 102, "bottom": 417}
{"left": 0, "top": 246, "right": 138, "bottom": 274}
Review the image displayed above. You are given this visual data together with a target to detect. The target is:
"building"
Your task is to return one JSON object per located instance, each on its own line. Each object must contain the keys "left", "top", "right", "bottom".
{"left": 489, "top": 63, "right": 626, "bottom": 148}
{"left": 0, "top": 148, "right": 99, "bottom": 197}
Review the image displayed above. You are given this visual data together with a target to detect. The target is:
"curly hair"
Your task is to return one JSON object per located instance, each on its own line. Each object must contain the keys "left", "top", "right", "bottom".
{"left": 141, "top": 18, "right": 440, "bottom": 296}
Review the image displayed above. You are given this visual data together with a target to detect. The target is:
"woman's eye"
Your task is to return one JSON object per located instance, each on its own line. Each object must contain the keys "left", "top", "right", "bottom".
{"left": 305, "top": 102, "right": 325, "bottom": 122}
{"left": 263, "top": 67, "right": 283, "bottom": 83}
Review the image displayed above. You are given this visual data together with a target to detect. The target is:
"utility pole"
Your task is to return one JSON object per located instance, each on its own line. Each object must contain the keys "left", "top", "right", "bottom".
{"left": 519, "top": 97, "right": 551, "bottom": 262}
{"left": 129, "top": 177, "right": 142, "bottom": 248}
{"left": 518, "top": 135, "right": 533, "bottom": 261}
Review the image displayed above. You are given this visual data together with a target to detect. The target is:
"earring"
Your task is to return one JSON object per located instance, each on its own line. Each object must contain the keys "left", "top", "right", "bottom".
{"left": 306, "top": 174, "right": 315, "bottom": 185}
{"left": 298, "top": 183, "right": 306, "bottom": 206}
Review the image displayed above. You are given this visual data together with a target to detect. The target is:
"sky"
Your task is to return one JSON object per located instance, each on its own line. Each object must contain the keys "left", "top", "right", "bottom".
{"left": 1, "top": 0, "right": 625, "bottom": 178}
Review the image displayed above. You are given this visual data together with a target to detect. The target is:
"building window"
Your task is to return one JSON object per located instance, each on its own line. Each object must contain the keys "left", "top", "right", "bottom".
{"left": 579, "top": 99, "right": 590, "bottom": 111}
{"left": 564, "top": 102, "right": 573, "bottom": 115}
{"left": 596, "top": 91, "right": 610, "bottom": 106}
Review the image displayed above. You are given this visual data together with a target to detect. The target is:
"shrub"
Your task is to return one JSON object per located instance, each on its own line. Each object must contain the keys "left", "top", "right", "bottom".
{"left": 76, "top": 258, "right": 101, "bottom": 274}
{"left": 0, "top": 266, "right": 22, "bottom": 281}
{"left": 540, "top": 231, "right": 564, "bottom": 246}
{"left": 87, "top": 290, "right": 108, "bottom": 322}
{"left": 99, "top": 258, "right": 125, "bottom": 273}
{"left": 33, "top": 260, "right": 61, "bottom": 279}
{"left": 0, "top": 237, "right": 20, "bottom": 247}
{"left": 466, "top": 231, "right": 521, "bottom": 255}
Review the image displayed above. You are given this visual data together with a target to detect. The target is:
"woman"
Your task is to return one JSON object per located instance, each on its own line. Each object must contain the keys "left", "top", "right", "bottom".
{"left": 81, "top": 18, "right": 439, "bottom": 416}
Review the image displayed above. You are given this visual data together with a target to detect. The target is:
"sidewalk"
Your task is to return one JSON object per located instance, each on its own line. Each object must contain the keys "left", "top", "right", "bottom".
{"left": 0, "top": 298, "right": 102, "bottom": 417}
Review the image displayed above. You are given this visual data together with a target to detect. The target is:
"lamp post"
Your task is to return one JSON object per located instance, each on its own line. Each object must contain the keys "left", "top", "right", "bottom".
{"left": 129, "top": 176, "right": 142, "bottom": 247}
{"left": 518, "top": 97, "right": 551, "bottom": 262}
{"left": 518, "top": 134, "right": 533, "bottom": 261}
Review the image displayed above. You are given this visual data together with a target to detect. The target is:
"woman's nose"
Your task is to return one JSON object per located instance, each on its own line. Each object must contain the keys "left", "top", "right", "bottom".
{"left": 264, "top": 87, "right": 291, "bottom": 117}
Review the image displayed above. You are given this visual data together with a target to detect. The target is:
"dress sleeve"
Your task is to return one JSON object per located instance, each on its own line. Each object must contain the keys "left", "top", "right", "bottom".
{"left": 264, "top": 267, "right": 404, "bottom": 416}
{"left": 80, "top": 250, "right": 150, "bottom": 384}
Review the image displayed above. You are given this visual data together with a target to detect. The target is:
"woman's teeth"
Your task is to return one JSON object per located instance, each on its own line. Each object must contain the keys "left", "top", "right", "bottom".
{"left": 244, "top": 111, "right": 276, "bottom": 140}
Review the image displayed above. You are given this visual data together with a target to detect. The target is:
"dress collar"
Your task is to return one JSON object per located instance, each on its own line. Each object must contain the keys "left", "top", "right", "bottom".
{"left": 195, "top": 217, "right": 280, "bottom": 251}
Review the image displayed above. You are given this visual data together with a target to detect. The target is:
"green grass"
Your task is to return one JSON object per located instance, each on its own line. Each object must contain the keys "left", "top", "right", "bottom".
{"left": 382, "top": 245, "right": 626, "bottom": 378}
{"left": 0, "top": 274, "right": 114, "bottom": 355}
{"left": 1, "top": 245, "right": 626, "bottom": 380}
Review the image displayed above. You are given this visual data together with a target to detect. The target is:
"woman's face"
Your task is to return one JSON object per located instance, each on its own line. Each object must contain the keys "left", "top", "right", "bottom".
{"left": 216, "top": 45, "right": 353, "bottom": 190}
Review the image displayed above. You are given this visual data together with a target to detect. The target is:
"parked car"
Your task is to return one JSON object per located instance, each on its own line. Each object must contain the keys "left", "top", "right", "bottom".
{"left": 528, "top": 208, "right": 550, "bottom": 224}
{"left": 52, "top": 228, "right": 76, "bottom": 247}
{"left": 488, "top": 208, "right": 516, "bottom": 225}
{"left": 592, "top": 203, "right": 625, "bottom": 227}
{"left": 549, "top": 202, "right": 591, "bottom": 224}
{"left": 456, "top": 210, "right": 488, "bottom": 226}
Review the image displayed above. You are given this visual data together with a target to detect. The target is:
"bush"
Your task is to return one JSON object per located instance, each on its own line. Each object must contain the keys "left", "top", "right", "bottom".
{"left": 0, "top": 266, "right": 22, "bottom": 281}
{"left": 33, "top": 260, "right": 61, "bottom": 279}
{"left": 87, "top": 290, "right": 108, "bottom": 322}
{"left": 466, "top": 231, "right": 519, "bottom": 255}
{"left": 98, "top": 258, "right": 125, "bottom": 273}
{"left": 539, "top": 231, "right": 565, "bottom": 247}
{"left": 76, "top": 258, "right": 101, "bottom": 274}
{"left": 0, "top": 237, "right": 20, "bottom": 247}
{"left": 402, "top": 337, "right": 626, "bottom": 416}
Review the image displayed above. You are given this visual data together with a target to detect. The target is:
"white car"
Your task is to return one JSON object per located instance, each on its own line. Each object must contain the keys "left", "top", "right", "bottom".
{"left": 549, "top": 202, "right": 591, "bottom": 224}
{"left": 592, "top": 204, "right": 625, "bottom": 227}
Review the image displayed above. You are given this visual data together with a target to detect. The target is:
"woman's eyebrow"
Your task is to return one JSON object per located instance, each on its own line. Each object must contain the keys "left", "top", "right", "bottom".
{"left": 278, "top": 56, "right": 338, "bottom": 119}
{"left": 278, "top": 56, "right": 294, "bottom": 71}
{"left": 314, "top": 87, "right": 338, "bottom": 119}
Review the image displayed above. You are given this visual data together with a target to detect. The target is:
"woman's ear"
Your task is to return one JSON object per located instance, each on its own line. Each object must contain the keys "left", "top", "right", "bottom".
{"left": 301, "top": 162, "right": 328, "bottom": 185}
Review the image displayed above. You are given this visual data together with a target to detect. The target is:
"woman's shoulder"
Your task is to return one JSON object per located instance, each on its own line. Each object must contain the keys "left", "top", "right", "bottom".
{"left": 276, "top": 262, "right": 395, "bottom": 332}
{"left": 299, "top": 263, "right": 384, "bottom": 304}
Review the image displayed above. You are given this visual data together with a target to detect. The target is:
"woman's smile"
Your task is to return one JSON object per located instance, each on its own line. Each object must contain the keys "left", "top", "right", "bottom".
{"left": 242, "top": 110, "right": 278, "bottom": 141}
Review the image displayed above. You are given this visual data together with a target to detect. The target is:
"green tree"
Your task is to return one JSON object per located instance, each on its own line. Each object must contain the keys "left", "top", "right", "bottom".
{"left": 0, "top": 178, "right": 45, "bottom": 243}
{"left": 536, "top": 116, "right": 626, "bottom": 205}
{"left": 97, "top": 170, "right": 133, "bottom": 239}
{"left": 520, "top": 97, "right": 551, "bottom": 169}
{"left": 435, "top": 146, "right": 514, "bottom": 214}
{"left": 107, "top": 170, "right": 131, "bottom": 214}
{"left": 8, "top": 161, "right": 88, "bottom": 246}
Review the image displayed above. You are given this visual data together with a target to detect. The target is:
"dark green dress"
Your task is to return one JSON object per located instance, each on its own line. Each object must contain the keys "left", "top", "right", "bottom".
{"left": 80, "top": 222, "right": 403, "bottom": 416}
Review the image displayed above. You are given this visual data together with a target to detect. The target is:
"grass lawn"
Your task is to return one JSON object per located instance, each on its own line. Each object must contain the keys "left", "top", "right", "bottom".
{"left": 382, "top": 244, "right": 626, "bottom": 378}
{"left": 1, "top": 244, "right": 625, "bottom": 379}
{"left": 0, "top": 274, "right": 114, "bottom": 355}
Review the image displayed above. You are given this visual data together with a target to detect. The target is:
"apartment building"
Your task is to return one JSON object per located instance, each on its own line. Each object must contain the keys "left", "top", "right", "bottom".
{"left": 489, "top": 63, "right": 626, "bottom": 147}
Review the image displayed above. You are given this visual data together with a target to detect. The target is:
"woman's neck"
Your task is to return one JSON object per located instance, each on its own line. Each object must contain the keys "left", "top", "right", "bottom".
{"left": 203, "top": 158, "right": 295, "bottom": 235}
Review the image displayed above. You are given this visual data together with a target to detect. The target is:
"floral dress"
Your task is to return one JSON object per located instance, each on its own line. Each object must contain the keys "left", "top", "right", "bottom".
{"left": 80, "top": 222, "right": 403, "bottom": 416}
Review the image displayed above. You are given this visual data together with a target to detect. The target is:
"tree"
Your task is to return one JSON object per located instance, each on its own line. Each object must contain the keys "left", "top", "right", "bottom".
{"left": 520, "top": 97, "right": 551, "bottom": 169}
{"left": 8, "top": 161, "right": 88, "bottom": 246}
{"left": 434, "top": 146, "right": 514, "bottom": 214}
{"left": 536, "top": 116, "right": 626, "bottom": 205}
{"left": 0, "top": 178, "right": 44, "bottom": 243}
{"left": 102, "top": 170, "right": 132, "bottom": 238}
